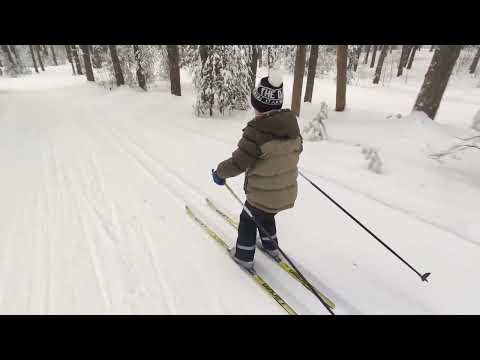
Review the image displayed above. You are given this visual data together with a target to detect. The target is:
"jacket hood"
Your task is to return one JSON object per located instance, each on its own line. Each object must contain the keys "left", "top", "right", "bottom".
{"left": 249, "top": 109, "right": 300, "bottom": 139}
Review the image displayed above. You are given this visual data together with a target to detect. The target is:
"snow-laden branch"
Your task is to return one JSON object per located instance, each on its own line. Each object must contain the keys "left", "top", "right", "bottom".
{"left": 430, "top": 137, "right": 480, "bottom": 160}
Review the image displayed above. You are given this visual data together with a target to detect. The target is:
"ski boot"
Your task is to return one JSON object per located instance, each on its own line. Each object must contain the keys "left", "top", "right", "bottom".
{"left": 229, "top": 247, "right": 254, "bottom": 271}
{"left": 256, "top": 237, "right": 280, "bottom": 259}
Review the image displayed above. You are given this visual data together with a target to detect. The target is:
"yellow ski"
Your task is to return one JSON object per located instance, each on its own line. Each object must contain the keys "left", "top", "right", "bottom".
{"left": 205, "top": 198, "right": 335, "bottom": 310}
{"left": 185, "top": 205, "right": 297, "bottom": 315}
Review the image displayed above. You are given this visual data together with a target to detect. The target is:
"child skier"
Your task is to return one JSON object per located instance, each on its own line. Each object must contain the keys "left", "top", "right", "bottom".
{"left": 211, "top": 72, "right": 303, "bottom": 270}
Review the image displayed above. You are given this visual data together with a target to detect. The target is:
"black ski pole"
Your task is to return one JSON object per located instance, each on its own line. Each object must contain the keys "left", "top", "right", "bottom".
{"left": 298, "top": 170, "right": 431, "bottom": 282}
{"left": 224, "top": 182, "right": 335, "bottom": 315}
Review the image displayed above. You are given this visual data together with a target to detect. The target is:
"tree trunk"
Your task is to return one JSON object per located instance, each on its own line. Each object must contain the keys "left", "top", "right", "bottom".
{"left": 373, "top": 45, "right": 389, "bottom": 84}
{"left": 413, "top": 46, "right": 461, "bottom": 120}
{"left": 71, "top": 45, "right": 83, "bottom": 75}
{"left": 406, "top": 46, "right": 418, "bottom": 69}
{"left": 403, "top": 46, "right": 413, "bottom": 68}
{"left": 29, "top": 45, "right": 39, "bottom": 73}
{"left": 0, "top": 57, "right": 3, "bottom": 67}
{"left": 267, "top": 47, "right": 271, "bottom": 68}
{"left": 199, "top": 45, "right": 208, "bottom": 65}
{"left": 198, "top": 45, "right": 214, "bottom": 116}
{"left": 364, "top": 45, "right": 371, "bottom": 64}
{"left": 80, "top": 45, "right": 95, "bottom": 82}
{"left": 10, "top": 45, "right": 20, "bottom": 64}
{"left": 336, "top": 45, "right": 348, "bottom": 111}
{"left": 304, "top": 45, "right": 319, "bottom": 103}
{"left": 50, "top": 45, "right": 58, "bottom": 65}
{"left": 43, "top": 45, "right": 49, "bottom": 58}
{"left": 108, "top": 45, "right": 124, "bottom": 86}
{"left": 133, "top": 45, "right": 147, "bottom": 91}
{"left": 35, "top": 45, "right": 45, "bottom": 71}
{"left": 430, "top": 45, "right": 435, "bottom": 52}
{"left": 167, "top": 45, "right": 181, "bottom": 96}
{"left": 370, "top": 45, "right": 378, "bottom": 68}
{"left": 397, "top": 45, "right": 411, "bottom": 76}
{"left": 469, "top": 47, "right": 480, "bottom": 74}
{"left": 249, "top": 45, "right": 258, "bottom": 89}
{"left": 65, "top": 45, "right": 76, "bottom": 75}
{"left": 290, "top": 45, "right": 307, "bottom": 116}
{"left": 1, "top": 45, "right": 15, "bottom": 65}
{"left": 258, "top": 46, "right": 262, "bottom": 67}
{"left": 353, "top": 45, "right": 362, "bottom": 71}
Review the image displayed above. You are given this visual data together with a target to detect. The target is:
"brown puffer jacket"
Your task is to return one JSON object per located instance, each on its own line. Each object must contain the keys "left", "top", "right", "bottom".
{"left": 216, "top": 109, "right": 303, "bottom": 213}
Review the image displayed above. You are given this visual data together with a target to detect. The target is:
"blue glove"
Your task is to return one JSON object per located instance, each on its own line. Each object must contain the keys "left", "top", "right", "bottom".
{"left": 211, "top": 169, "right": 225, "bottom": 185}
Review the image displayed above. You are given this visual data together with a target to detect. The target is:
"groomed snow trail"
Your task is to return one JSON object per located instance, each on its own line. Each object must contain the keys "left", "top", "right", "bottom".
{"left": 0, "top": 69, "right": 336, "bottom": 314}
{"left": 1, "top": 65, "right": 479, "bottom": 314}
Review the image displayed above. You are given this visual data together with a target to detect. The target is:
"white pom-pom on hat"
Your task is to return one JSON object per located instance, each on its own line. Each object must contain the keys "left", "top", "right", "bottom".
{"left": 268, "top": 69, "right": 283, "bottom": 88}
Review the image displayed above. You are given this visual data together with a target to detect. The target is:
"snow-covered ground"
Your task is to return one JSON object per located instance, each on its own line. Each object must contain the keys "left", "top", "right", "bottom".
{"left": 0, "top": 49, "right": 479, "bottom": 314}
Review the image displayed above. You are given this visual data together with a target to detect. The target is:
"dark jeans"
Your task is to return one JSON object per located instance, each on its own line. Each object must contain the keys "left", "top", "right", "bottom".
{"left": 234, "top": 202, "right": 278, "bottom": 262}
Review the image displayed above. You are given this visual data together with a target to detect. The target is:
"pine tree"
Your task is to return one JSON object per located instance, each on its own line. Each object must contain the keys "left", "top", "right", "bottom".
{"left": 291, "top": 45, "right": 306, "bottom": 116}
{"left": 194, "top": 46, "right": 250, "bottom": 116}
{"left": 469, "top": 47, "right": 480, "bottom": 74}
{"left": 373, "top": 45, "right": 389, "bottom": 84}
{"left": 167, "top": 45, "right": 181, "bottom": 96}
{"left": 218, "top": 46, "right": 250, "bottom": 114}
{"left": 413, "top": 45, "right": 461, "bottom": 120}
{"left": 133, "top": 45, "right": 147, "bottom": 91}
{"left": 80, "top": 45, "right": 95, "bottom": 82}
{"left": 108, "top": 45, "right": 124, "bottom": 86}
{"left": 35, "top": 45, "right": 45, "bottom": 71}
{"left": 50, "top": 45, "right": 58, "bottom": 65}
{"left": 304, "top": 45, "right": 319, "bottom": 103}
{"left": 336, "top": 45, "right": 348, "bottom": 111}
{"left": 65, "top": 45, "right": 76, "bottom": 75}
{"left": 370, "top": 45, "right": 378, "bottom": 68}
{"left": 72, "top": 45, "right": 83, "bottom": 75}
{"left": 29, "top": 45, "right": 39, "bottom": 73}
{"left": 196, "top": 45, "right": 214, "bottom": 116}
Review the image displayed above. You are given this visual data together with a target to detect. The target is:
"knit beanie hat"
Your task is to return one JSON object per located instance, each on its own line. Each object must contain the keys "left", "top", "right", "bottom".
{"left": 251, "top": 70, "right": 283, "bottom": 113}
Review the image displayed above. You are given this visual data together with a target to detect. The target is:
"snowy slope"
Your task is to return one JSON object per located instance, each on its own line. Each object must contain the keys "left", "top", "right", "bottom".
{"left": 0, "top": 53, "right": 479, "bottom": 314}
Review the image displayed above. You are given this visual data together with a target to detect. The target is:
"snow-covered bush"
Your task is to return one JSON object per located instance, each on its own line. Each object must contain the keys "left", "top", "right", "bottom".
{"left": 193, "top": 45, "right": 251, "bottom": 117}
{"left": 302, "top": 102, "right": 329, "bottom": 141}
{"left": 362, "top": 147, "right": 383, "bottom": 174}
{"left": 472, "top": 110, "right": 480, "bottom": 131}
